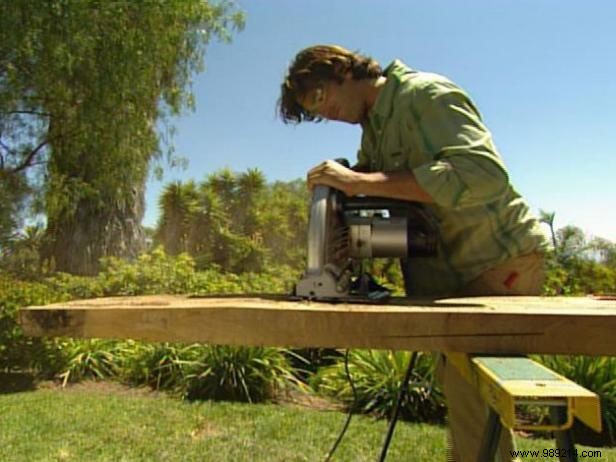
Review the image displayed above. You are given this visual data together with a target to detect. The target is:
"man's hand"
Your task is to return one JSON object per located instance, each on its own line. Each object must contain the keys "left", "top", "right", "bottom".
{"left": 308, "top": 160, "right": 435, "bottom": 203}
{"left": 307, "top": 160, "right": 361, "bottom": 196}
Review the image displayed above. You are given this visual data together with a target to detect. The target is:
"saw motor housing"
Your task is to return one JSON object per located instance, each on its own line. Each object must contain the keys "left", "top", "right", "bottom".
{"left": 295, "top": 185, "right": 438, "bottom": 300}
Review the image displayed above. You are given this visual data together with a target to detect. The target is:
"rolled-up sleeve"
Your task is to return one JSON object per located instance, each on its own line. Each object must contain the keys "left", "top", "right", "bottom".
{"left": 411, "top": 84, "right": 510, "bottom": 209}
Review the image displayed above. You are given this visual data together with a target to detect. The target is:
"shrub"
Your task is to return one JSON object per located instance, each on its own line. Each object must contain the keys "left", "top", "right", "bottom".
{"left": 190, "top": 265, "right": 299, "bottom": 296}
{"left": 0, "top": 273, "right": 65, "bottom": 371}
{"left": 45, "top": 272, "right": 104, "bottom": 300}
{"left": 97, "top": 247, "right": 197, "bottom": 295}
{"left": 52, "top": 339, "right": 124, "bottom": 386}
{"left": 183, "top": 345, "right": 305, "bottom": 403}
{"left": 118, "top": 341, "right": 202, "bottom": 392}
{"left": 543, "top": 252, "right": 616, "bottom": 296}
{"left": 0, "top": 247, "right": 285, "bottom": 399}
{"left": 313, "top": 350, "right": 445, "bottom": 423}
{"left": 287, "top": 348, "right": 343, "bottom": 381}
{"left": 116, "top": 341, "right": 306, "bottom": 404}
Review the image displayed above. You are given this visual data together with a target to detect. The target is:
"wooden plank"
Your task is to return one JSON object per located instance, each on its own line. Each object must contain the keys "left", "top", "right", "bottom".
{"left": 18, "top": 295, "right": 616, "bottom": 355}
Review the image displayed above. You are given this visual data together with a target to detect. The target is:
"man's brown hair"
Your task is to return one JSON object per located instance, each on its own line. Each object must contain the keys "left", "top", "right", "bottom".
{"left": 278, "top": 45, "right": 382, "bottom": 124}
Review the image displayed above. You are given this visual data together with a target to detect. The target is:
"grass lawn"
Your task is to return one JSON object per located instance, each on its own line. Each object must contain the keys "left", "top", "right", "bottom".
{"left": 0, "top": 380, "right": 614, "bottom": 462}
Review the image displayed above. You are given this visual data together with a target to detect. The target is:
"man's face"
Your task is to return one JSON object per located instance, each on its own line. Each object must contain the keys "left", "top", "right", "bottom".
{"left": 299, "top": 76, "right": 367, "bottom": 124}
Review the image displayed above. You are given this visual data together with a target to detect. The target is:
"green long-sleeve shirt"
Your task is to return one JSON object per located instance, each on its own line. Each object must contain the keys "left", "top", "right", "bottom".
{"left": 357, "top": 60, "right": 547, "bottom": 295}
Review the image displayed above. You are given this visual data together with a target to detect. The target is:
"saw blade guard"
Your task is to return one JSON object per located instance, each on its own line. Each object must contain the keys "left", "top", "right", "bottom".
{"left": 305, "top": 185, "right": 333, "bottom": 275}
{"left": 305, "top": 185, "right": 350, "bottom": 274}
{"left": 298, "top": 185, "right": 351, "bottom": 298}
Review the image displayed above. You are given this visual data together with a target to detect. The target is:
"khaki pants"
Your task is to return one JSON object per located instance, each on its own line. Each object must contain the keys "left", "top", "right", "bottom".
{"left": 441, "top": 252, "right": 545, "bottom": 462}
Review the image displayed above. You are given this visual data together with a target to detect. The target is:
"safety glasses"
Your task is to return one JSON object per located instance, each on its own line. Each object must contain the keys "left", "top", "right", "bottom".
{"left": 302, "top": 86, "right": 327, "bottom": 116}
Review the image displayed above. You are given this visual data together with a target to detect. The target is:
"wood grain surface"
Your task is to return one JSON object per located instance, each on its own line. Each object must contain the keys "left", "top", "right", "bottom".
{"left": 18, "top": 295, "right": 616, "bottom": 355}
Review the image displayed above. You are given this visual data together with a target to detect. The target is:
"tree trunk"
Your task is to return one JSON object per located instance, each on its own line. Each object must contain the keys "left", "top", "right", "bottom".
{"left": 43, "top": 185, "right": 146, "bottom": 276}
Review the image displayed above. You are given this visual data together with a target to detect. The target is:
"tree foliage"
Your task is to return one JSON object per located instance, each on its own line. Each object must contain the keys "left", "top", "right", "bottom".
{"left": 155, "top": 169, "right": 309, "bottom": 273}
{"left": 539, "top": 215, "right": 616, "bottom": 295}
{"left": 0, "top": 1, "right": 244, "bottom": 274}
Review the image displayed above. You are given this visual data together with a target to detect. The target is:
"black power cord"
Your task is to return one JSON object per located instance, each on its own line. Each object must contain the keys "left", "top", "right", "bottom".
{"left": 324, "top": 350, "right": 419, "bottom": 462}
{"left": 324, "top": 350, "right": 356, "bottom": 462}
{"left": 378, "top": 351, "right": 419, "bottom": 462}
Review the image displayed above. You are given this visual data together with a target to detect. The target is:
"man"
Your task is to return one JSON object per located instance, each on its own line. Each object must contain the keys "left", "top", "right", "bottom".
{"left": 278, "top": 45, "right": 547, "bottom": 461}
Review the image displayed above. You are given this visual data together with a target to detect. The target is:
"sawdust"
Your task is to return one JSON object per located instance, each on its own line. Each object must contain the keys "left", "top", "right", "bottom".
{"left": 34, "top": 378, "right": 341, "bottom": 413}
{"left": 275, "top": 389, "right": 342, "bottom": 412}
{"left": 37, "top": 379, "right": 165, "bottom": 398}
{"left": 1, "top": 373, "right": 341, "bottom": 416}
{"left": 190, "top": 420, "right": 224, "bottom": 439}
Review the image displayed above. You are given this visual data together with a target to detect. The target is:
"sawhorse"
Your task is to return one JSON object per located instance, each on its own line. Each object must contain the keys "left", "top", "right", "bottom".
{"left": 448, "top": 354, "right": 602, "bottom": 462}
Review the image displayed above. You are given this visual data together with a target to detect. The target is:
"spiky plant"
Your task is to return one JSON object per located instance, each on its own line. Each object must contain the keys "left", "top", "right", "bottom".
{"left": 313, "top": 350, "right": 445, "bottom": 423}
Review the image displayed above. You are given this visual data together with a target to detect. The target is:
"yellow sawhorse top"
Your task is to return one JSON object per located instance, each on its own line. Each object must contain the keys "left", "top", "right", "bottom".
{"left": 447, "top": 353, "right": 602, "bottom": 462}
{"left": 448, "top": 353, "right": 601, "bottom": 433}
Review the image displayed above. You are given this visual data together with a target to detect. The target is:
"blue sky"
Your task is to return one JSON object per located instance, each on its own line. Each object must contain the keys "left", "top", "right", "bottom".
{"left": 145, "top": 0, "right": 616, "bottom": 242}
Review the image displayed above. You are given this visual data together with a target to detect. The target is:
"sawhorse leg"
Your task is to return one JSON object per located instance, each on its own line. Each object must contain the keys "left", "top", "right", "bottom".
{"left": 477, "top": 408, "right": 502, "bottom": 462}
{"left": 551, "top": 407, "right": 578, "bottom": 462}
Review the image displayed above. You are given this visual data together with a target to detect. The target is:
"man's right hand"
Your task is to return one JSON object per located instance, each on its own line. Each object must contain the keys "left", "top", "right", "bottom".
{"left": 307, "top": 159, "right": 362, "bottom": 196}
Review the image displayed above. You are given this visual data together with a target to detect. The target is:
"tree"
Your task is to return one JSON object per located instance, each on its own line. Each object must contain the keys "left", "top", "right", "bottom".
{"left": 1, "top": 1, "right": 244, "bottom": 275}
{"left": 588, "top": 237, "right": 616, "bottom": 270}
{"left": 539, "top": 209, "right": 558, "bottom": 250}
{"left": 556, "top": 225, "right": 587, "bottom": 262}
{"left": 0, "top": 170, "right": 31, "bottom": 249}
{"left": 187, "top": 185, "right": 227, "bottom": 268}
{"left": 0, "top": 223, "right": 46, "bottom": 278}
{"left": 237, "top": 168, "right": 266, "bottom": 236}
{"left": 201, "top": 169, "right": 268, "bottom": 272}
{"left": 155, "top": 181, "right": 200, "bottom": 256}
{"left": 255, "top": 179, "right": 309, "bottom": 270}
{"left": 541, "top": 218, "right": 616, "bottom": 295}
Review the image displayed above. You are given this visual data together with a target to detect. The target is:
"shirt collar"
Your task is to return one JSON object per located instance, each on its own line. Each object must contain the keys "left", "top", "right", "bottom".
{"left": 367, "top": 60, "right": 414, "bottom": 126}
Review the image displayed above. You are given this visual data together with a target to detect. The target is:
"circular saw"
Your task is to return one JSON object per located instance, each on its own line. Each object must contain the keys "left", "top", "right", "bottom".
{"left": 295, "top": 184, "right": 438, "bottom": 301}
